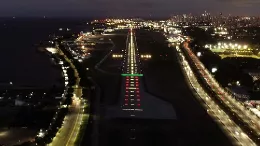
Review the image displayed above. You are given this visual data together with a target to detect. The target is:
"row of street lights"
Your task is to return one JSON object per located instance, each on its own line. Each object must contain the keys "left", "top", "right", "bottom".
{"left": 205, "top": 43, "right": 249, "bottom": 50}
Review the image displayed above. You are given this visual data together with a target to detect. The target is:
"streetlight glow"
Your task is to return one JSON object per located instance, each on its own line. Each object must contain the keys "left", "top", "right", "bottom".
{"left": 197, "top": 52, "right": 202, "bottom": 57}
{"left": 211, "top": 67, "right": 218, "bottom": 73}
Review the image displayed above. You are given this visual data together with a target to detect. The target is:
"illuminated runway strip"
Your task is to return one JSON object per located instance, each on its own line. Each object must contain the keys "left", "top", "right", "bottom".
{"left": 122, "top": 28, "right": 142, "bottom": 114}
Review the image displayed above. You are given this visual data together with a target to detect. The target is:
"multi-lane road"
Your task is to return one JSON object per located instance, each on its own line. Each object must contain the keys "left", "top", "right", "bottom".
{"left": 182, "top": 41, "right": 260, "bottom": 144}
{"left": 48, "top": 45, "right": 85, "bottom": 146}
{"left": 176, "top": 45, "right": 256, "bottom": 146}
{"left": 49, "top": 96, "right": 84, "bottom": 146}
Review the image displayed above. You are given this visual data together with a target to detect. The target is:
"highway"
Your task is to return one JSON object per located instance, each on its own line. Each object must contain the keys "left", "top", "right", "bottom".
{"left": 182, "top": 42, "right": 260, "bottom": 142}
{"left": 48, "top": 45, "right": 84, "bottom": 146}
{"left": 49, "top": 96, "right": 84, "bottom": 146}
{"left": 176, "top": 45, "right": 256, "bottom": 146}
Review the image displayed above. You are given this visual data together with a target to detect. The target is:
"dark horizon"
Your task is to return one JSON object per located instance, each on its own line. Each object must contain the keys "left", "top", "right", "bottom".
{"left": 0, "top": 0, "right": 260, "bottom": 18}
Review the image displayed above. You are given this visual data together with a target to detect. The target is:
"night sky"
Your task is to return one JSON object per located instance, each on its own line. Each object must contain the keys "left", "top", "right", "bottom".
{"left": 0, "top": 0, "right": 259, "bottom": 17}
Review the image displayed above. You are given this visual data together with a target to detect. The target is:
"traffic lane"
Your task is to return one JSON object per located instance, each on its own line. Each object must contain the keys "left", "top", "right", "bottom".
{"left": 181, "top": 54, "right": 255, "bottom": 146}
{"left": 49, "top": 109, "right": 76, "bottom": 146}
{"left": 182, "top": 60, "right": 240, "bottom": 144}
{"left": 192, "top": 61, "right": 260, "bottom": 141}
{"left": 182, "top": 45, "right": 260, "bottom": 143}
{"left": 189, "top": 48, "right": 260, "bottom": 134}
{"left": 48, "top": 99, "right": 81, "bottom": 146}
{"left": 66, "top": 107, "right": 83, "bottom": 146}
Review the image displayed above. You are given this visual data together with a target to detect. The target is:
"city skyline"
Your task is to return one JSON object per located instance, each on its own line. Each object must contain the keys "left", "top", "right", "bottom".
{"left": 0, "top": 0, "right": 260, "bottom": 17}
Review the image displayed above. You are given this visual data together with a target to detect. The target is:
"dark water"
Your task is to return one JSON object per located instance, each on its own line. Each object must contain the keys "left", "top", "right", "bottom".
{"left": 0, "top": 18, "right": 90, "bottom": 87}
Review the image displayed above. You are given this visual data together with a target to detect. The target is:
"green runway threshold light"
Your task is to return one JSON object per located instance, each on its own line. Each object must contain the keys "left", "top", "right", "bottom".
{"left": 121, "top": 74, "right": 143, "bottom": 77}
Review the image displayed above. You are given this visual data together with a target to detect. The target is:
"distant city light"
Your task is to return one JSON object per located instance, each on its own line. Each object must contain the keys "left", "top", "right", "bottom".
{"left": 213, "top": 27, "right": 228, "bottom": 35}
{"left": 46, "top": 47, "right": 58, "bottom": 54}
{"left": 197, "top": 52, "right": 202, "bottom": 57}
{"left": 205, "top": 42, "right": 251, "bottom": 53}
{"left": 211, "top": 67, "right": 218, "bottom": 73}
{"left": 37, "top": 129, "right": 45, "bottom": 138}
{"left": 236, "top": 81, "right": 241, "bottom": 86}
